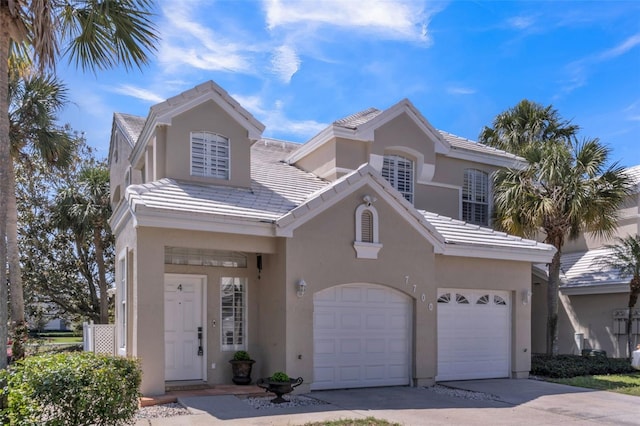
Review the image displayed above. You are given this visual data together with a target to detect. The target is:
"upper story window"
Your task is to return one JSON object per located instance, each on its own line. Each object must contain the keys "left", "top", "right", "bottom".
{"left": 191, "top": 131, "right": 230, "bottom": 179}
{"left": 462, "top": 169, "right": 489, "bottom": 226}
{"left": 382, "top": 155, "right": 414, "bottom": 204}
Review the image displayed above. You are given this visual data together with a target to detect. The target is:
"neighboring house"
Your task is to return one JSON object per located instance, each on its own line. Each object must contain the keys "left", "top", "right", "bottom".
{"left": 531, "top": 166, "right": 640, "bottom": 357}
{"left": 108, "top": 81, "right": 555, "bottom": 396}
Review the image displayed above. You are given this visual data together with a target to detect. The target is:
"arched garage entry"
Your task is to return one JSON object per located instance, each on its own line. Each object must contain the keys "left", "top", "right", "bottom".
{"left": 311, "top": 283, "right": 412, "bottom": 390}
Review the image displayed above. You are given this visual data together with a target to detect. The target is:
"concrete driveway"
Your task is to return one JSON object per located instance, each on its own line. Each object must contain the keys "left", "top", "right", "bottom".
{"left": 135, "top": 379, "right": 640, "bottom": 425}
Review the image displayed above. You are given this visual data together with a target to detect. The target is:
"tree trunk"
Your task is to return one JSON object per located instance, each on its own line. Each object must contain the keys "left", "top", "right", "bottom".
{"left": 0, "top": 10, "right": 12, "bottom": 370}
{"left": 94, "top": 228, "right": 108, "bottom": 324}
{"left": 7, "top": 159, "right": 26, "bottom": 359}
{"left": 547, "top": 244, "right": 562, "bottom": 356}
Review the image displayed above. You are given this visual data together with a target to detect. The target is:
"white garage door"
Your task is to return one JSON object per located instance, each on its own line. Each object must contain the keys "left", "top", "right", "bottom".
{"left": 437, "top": 289, "right": 510, "bottom": 381}
{"left": 312, "top": 284, "right": 411, "bottom": 390}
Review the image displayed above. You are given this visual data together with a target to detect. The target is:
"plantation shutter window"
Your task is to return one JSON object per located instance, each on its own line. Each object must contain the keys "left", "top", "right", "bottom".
{"left": 382, "top": 155, "right": 414, "bottom": 204}
{"left": 191, "top": 131, "right": 230, "bottom": 179}
{"left": 221, "top": 277, "right": 247, "bottom": 351}
{"left": 361, "top": 210, "right": 374, "bottom": 243}
{"left": 462, "top": 169, "right": 489, "bottom": 226}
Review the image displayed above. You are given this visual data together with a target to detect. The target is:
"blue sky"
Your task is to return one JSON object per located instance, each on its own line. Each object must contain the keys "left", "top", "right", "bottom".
{"left": 58, "top": 0, "right": 640, "bottom": 167}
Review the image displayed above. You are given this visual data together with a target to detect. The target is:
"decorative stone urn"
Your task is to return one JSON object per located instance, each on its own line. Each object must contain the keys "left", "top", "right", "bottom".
{"left": 256, "top": 376, "right": 304, "bottom": 403}
{"left": 229, "top": 359, "right": 255, "bottom": 385}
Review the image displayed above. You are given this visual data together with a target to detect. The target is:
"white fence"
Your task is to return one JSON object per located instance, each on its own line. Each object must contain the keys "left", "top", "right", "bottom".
{"left": 83, "top": 322, "right": 116, "bottom": 355}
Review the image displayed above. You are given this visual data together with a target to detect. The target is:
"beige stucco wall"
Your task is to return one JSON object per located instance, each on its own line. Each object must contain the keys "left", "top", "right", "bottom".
{"left": 558, "top": 292, "right": 634, "bottom": 357}
{"left": 129, "top": 226, "right": 277, "bottom": 395}
{"left": 371, "top": 113, "right": 436, "bottom": 166}
{"left": 162, "top": 100, "right": 252, "bottom": 188}
{"left": 295, "top": 139, "right": 337, "bottom": 180}
{"left": 435, "top": 256, "right": 534, "bottom": 377}
{"left": 282, "top": 185, "right": 437, "bottom": 391}
{"left": 531, "top": 279, "right": 636, "bottom": 357}
{"left": 414, "top": 185, "right": 459, "bottom": 219}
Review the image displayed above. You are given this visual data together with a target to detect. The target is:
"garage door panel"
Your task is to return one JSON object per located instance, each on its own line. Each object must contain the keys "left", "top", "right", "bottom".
{"left": 366, "top": 313, "right": 386, "bottom": 329}
{"left": 313, "top": 284, "right": 411, "bottom": 390}
{"left": 340, "top": 312, "right": 361, "bottom": 328}
{"left": 437, "top": 289, "right": 511, "bottom": 381}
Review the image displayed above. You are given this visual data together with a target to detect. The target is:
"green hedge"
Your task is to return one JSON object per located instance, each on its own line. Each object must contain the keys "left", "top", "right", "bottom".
{"left": 1, "top": 352, "right": 141, "bottom": 425}
{"left": 531, "top": 354, "right": 636, "bottom": 378}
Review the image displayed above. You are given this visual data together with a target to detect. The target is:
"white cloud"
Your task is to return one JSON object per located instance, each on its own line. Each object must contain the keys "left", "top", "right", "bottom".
{"left": 112, "top": 85, "right": 165, "bottom": 104}
{"left": 447, "top": 86, "right": 476, "bottom": 95}
{"left": 232, "top": 92, "right": 326, "bottom": 139}
{"left": 598, "top": 33, "right": 640, "bottom": 60}
{"left": 271, "top": 45, "right": 301, "bottom": 83}
{"left": 561, "top": 32, "right": 640, "bottom": 95}
{"left": 507, "top": 15, "right": 536, "bottom": 30}
{"left": 264, "top": 0, "right": 431, "bottom": 43}
{"left": 157, "top": 3, "right": 254, "bottom": 74}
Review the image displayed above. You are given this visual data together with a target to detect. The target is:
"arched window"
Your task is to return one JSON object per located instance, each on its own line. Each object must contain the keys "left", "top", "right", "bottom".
{"left": 354, "top": 198, "right": 382, "bottom": 259}
{"left": 462, "top": 169, "right": 489, "bottom": 226}
{"left": 382, "top": 155, "right": 414, "bottom": 204}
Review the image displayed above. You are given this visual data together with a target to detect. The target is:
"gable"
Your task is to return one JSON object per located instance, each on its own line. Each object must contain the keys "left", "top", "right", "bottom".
{"left": 130, "top": 81, "right": 264, "bottom": 172}
{"left": 163, "top": 99, "right": 253, "bottom": 187}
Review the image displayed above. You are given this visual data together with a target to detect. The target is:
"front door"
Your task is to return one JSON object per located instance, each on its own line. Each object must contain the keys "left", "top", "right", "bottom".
{"left": 164, "top": 274, "right": 205, "bottom": 381}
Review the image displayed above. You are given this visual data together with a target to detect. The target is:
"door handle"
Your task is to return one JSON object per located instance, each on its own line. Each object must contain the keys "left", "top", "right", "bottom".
{"left": 197, "top": 326, "right": 203, "bottom": 356}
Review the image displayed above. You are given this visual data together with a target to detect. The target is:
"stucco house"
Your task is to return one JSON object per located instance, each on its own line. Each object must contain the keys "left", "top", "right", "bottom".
{"left": 531, "top": 165, "right": 640, "bottom": 357}
{"left": 108, "top": 80, "right": 555, "bottom": 396}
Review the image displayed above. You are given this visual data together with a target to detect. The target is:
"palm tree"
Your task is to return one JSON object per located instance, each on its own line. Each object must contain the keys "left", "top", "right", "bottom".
{"left": 7, "top": 71, "right": 74, "bottom": 359}
{"left": 0, "top": 1, "right": 158, "bottom": 368}
{"left": 597, "top": 235, "right": 640, "bottom": 360}
{"left": 53, "top": 165, "right": 112, "bottom": 324}
{"left": 479, "top": 99, "right": 579, "bottom": 154}
{"left": 481, "top": 101, "right": 632, "bottom": 356}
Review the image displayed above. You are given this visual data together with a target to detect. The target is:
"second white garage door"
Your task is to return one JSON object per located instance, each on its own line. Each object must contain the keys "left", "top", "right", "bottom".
{"left": 436, "top": 289, "right": 511, "bottom": 381}
{"left": 312, "top": 284, "right": 411, "bottom": 390}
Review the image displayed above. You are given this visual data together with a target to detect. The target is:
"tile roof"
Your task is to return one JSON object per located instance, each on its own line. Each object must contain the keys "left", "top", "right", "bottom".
{"left": 331, "top": 107, "right": 523, "bottom": 161}
{"left": 558, "top": 248, "right": 630, "bottom": 289}
{"left": 419, "top": 211, "right": 552, "bottom": 253}
{"left": 127, "top": 139, "right": 328, "bottom": 222}
{"left": 114, "top": 113, "right": 146, "bottom": 145}
{"left": 438, "top": 131, "right": 524, "bottom": 162}
{"left": 127, "top": 142, "right": 554, "bottom": 261}
{"left": 625, "top": 165, "right": 640, "bottom": 186}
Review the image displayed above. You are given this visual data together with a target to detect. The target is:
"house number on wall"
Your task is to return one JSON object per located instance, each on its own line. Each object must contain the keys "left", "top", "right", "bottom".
{"left": 421, "top": 293, "right": 426, "bottom": 302}
{"left": 177, "top": 284, "right": 183, "bottom": 291}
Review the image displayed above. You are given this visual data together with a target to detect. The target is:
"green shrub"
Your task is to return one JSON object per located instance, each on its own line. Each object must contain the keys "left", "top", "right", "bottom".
{"left": 0, "top": 352, "right": 141, "bottom": 425}
{"left": 531, "top": 354, "right": 636, "bottom": 378}
{"left": 270, "top": 371, "right": 290, "bottom": 382}
{"left": 232, "top": 350, "right": 251, "bottom": 361}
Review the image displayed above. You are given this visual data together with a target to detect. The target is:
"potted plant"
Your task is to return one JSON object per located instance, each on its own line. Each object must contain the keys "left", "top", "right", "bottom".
{"left": 229, "top": 350, "right": 255, "bottom": 385}
{"left": 256, "top": 371, "right": 304, "bottom": 403}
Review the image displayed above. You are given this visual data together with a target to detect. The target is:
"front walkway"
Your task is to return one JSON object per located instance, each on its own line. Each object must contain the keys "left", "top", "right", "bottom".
{"left": 140, "top": 384, "right": 268, "bottom": 407}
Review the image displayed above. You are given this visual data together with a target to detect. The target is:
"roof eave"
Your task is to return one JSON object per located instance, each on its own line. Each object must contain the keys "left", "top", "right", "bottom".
{"left": 442, "top": 243, "right": 556, "bottom": 263}
{"left": 560, "top": 282, "right": 630, "bottom": 295}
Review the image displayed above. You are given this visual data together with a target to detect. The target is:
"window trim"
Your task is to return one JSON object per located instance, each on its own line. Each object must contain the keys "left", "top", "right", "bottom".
{"left": 190, "top": 131, "right": 230, "bottom": 179}
{"left": 462, "top": 168, "right": 490, "bottom": 226}
{"left": 354, "top": 200, "right": 382, "bottom": 259}
{"left": 116, "top": 250, "right": 128, "bottom": 355}
{"left": 382, "top": 154, "right": 414, "bottom": 204}
{"left": 220, "top": 277, "right": 247, "bottom": 352}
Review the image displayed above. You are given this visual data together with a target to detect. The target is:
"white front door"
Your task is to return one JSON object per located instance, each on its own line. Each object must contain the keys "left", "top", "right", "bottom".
{"left": 312, "top": 284, "right": 411, "bottom": 390}
{"left": 164, "top": 274, "right": 205, "bottom": 381}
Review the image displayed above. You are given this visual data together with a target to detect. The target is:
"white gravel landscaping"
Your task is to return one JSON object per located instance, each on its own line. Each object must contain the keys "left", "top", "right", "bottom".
{"left": 425, "top": 384, "right": 499, "bottom": 401}
{"left": 244, "top": 394, "right": 329, "bottom": 410}
{"left": 135, "top": 402, "right": 191, "bottom": 419}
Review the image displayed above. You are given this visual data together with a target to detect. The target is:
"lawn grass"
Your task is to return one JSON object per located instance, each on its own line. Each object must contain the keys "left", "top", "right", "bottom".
{"left": 302, "top": 419, "right": 401, "bottom": 426}
{"left": 549, "top": 372, "right": 640, "bottom": 396}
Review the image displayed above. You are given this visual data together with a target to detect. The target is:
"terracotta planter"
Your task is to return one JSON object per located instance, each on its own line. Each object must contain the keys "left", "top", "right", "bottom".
{"left": 229, "top": 359, "right": 255, "bottom": 385}
{"left": 256, "top": 377, "right": 304, "bottom": 403}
